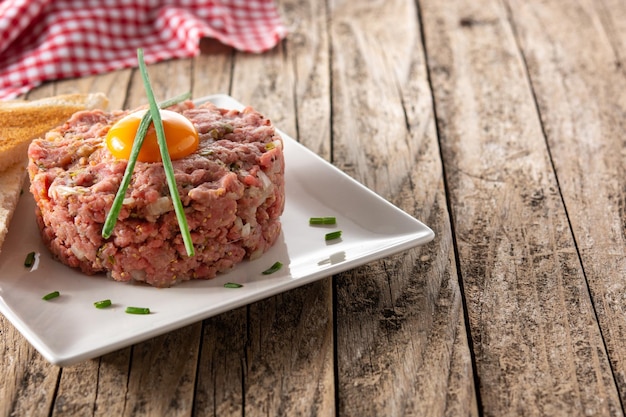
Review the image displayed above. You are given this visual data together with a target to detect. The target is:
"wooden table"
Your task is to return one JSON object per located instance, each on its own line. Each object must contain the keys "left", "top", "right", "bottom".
{"left": 3, "top": 0, "right": 626, "bottom": 415}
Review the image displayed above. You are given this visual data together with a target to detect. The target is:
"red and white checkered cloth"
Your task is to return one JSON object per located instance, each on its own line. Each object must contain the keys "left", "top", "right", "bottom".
{"left": 0, "top": 0, "right": 287, "bottom": 100}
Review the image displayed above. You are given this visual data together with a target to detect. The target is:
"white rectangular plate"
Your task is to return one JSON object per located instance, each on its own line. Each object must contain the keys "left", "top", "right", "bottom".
{"left": 0, "top": 94, "right": 434, "bottom": 366}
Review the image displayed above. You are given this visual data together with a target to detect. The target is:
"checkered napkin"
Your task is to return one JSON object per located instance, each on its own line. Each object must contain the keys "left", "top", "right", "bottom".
{"left": 0, "top": 0, "right": 287, "bottom": 100}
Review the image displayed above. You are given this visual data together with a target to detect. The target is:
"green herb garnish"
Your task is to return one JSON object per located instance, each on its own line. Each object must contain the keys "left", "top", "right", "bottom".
{"left": 262, "top": 261, "right": 283, "bottom": 275}
{"left": 224, "top": 282, "right": 243, "bottom": 288}
{"left": 325, "top": 231, "right": 342, "bottom": 241}
{"left": 42, "top": 291, "right": 60, "bottom": 301}
{"left": 24, "top": 251, "right": 36, "bottom": 267}
{"left": 94, "top": 299, "right": 112, "bottom": 309}
{"left": 102, "top": 49, "right": 194, "bottom": 257}
{"left": 309, "top": 217, "right": 337, "bottom": 225}
{"left": 137, "top": 48, "right": 194, "bottom": 257}
{"left": 102, "top": 91, "right": 190, "bottom": 239}
{"left": 125, "top": 306, "right": 150, "bottom": 315}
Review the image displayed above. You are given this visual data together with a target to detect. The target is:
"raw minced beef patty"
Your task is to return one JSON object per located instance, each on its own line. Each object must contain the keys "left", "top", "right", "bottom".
{"left": 27, "top": 101, "right": 285, "bottom": 287}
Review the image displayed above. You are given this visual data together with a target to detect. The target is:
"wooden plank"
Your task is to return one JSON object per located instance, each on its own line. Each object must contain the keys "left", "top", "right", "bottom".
{"left": 25, "top": 69, "right": 131, "bottom": 111}
{"left": 192, "top": 39, "right": 234, "bottom": 98}
{"left": 328, "top": 0, "right": 476, "bottom": 415}
{"left": 51, "top": 360, "right": 99, "bottom": 416}
{"left": 126, "top": 58, "right": 194, "bottom": 109}
{"left": 420, "top": 0, "right": 622, "bottom": 415}
{"left": 245, "top": 283, "right": 335, "bottom": 416}
{"left": 193, "top": 309, "right": 247, "bottom": 416}
{"left": 113, "top": 58, "right": 201, "bottom": 417}
{"left": 46, "top": 59, "right": 201, "bottom": 417}
{"left": 0, "top": 85, "right": 53, "bottom": 417}
{"left": 29, "top": 60, "right": 200, "bottom": 417}
{"left": 92, "top": 349, "right": 133, "bottom": 417}
{"left": 45, "top": 54, "right": 236, "bottom": 417}
{"left": 0, "top": 72, "right": 133, "bottom": 417}
{"left": 122, "top": 323, "right": 201, "bottom": 417}
{"left": 0, "top": 316, "right": 60, "bottom": 417}
{"left": 189, "top": 39, "right": 251, "bottom": 417}
{"left": 189, "top": 39, "right": 250, "bottom": 417}
{"left": 506, "top": 0, "right": 626, "bottom": 407}
{"left": 50, "top": 70, "right": 132, "bottom": 111}
{"left": 284, "top": 0, "right": 332, "bottom": 157}
{"left": 230, "top": 46, "right": 296, "bottom": 139}
{"left": 209, "top": 0, "right": 334, "bottom": 415}
{"left": 49, "top": 347, "right": 147, "bottom": 417}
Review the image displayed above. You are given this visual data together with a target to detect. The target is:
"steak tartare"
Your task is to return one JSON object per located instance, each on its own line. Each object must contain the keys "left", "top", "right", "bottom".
{"left": 27, "top": 101, "right": 285, "bottom": 287}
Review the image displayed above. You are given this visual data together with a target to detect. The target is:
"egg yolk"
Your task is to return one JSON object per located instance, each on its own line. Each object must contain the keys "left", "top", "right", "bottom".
{"left": 106, "top": 109, "right": 199, "bottom": 162}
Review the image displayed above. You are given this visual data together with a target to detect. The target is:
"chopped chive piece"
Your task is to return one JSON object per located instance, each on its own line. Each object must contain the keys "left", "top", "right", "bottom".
{"left": 94, "top": 299, "right": 112, "bottom": 309}
{"left": 325, "top": 231, "right": 342, "bottom": 241}
{"left": 309, "top": 217, "right": 336, "bottom": 225}
{"left": 262, "top": 261, "right": 283, "bottom": 275}
{"left": 102, "top": 91, "right": 191, "bottom": 239}
{"left": 137, "top": 48, "right": 194, "bottom": 257}
{"left": 24, "top": 251, "right": 36, "bottom": 267}
{"left": 42, "top": 291, "right": 60, "bottom": 301}
{"left": 125, "top": 306, "right": 150, "bottom": 314}
{"left": 224, "top": 282, "right": 243, "bottom": 288}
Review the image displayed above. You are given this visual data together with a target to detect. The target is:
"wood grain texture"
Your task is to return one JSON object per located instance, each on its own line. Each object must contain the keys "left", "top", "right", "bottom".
{"left": 26, "top": 68, "right": 131, "bottom": 111}
{"left": 328, "top": 0, "right": 476, "bottom": 415}
{"left": 194, "top": 309, "right": 247, "bottom": 416}
{"left": 228, "top": 0, "right": 335, "bottom": 415}
{"left": 420, "top": 0, "right": 622, "bottom": 415}
{"left": 244, "top": 283, "right": 334, "bottom": 416}
{"left": 0, "top": 316, "right": 59, "bottom": 417}
{"left": 119, "top": 58, "right": 204, "bottom": 417}
{"left": 126, "top": 58, "right": 194, "bottom": 109}
{"left": 282, "top": 0, "right": 331, "bottom": 157}
{"left": 9, "top": 0, "right": 626, "bottom": 415}
{"left": 507, "top": 0, "right": 626, "bottom": 405}
{"left": 0, "top": 73, "right": 134, "bottom": 417}
{"left": 123, "top": 323, "right": 201, "bottom": 417}
{"left": 52, "top": 360, "right": 99, "bottom": 416}
{"left": 192, "top": 39, "right": 234, "bottom": 99}
{"left": 1, "top": 85, "right": 59, "bottom": 417}
{"left": 231, "top": 44, "right": 297, "bottom": 139}
{"left": 190, "top": 37, "right": 249, "bottom": 417}
{"left": 92, "top": 349, "right": 133, "bottom": 417}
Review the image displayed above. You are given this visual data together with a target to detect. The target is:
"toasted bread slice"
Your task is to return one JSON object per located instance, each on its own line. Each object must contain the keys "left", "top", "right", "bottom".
{"left": 0, "top": 162, "right": 26, "bottom": 254}
{"left": 0, "top": 92, "right": 108, "bottom": 253}
{"left": 0, "top": 92, "right": 108, "bottom": 173}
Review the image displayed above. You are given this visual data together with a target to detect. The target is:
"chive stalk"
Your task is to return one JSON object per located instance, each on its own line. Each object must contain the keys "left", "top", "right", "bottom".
{"left": 42, "top": 291, "right": 60, "bottom": 301}
{"left": 102, "top": 92, "right": 191, "bottom": 239}
{"left": 24, "top": 251, "right": 36, "bottom": 267}
{"left": 94, "top": 299, "right": 112, "bottom": 309}
{"left": 262, "top": 261, "right": 283, "bottom": 275}
{"left": 309, "top": 217, "right": 336, "bottom": 225}
{"left": 325, "top": 231, "right": 342, "bottom": 241}
{"left": 137, "top": 48, "right": 195, "bottom": 257}
{"left": 224, "top": 282, "right": 243, "bottom": 288}
{"left": 125, "top": 306, "right": 150, "bottom": 315}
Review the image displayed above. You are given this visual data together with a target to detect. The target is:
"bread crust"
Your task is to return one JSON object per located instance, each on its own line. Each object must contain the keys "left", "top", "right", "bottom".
{"left": 0, "top": 93, "right": 108, "bottom": 172}
{"left": 0, "top": 92, "right": 108, "bottom": 252}
{"left": 0, "top": 163, "right": 26, "bottom": 253}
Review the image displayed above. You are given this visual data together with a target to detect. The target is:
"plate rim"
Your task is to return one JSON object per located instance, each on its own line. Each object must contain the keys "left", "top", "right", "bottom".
{"left": 0, "top": 94, "right": 435, "bottom": 366}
